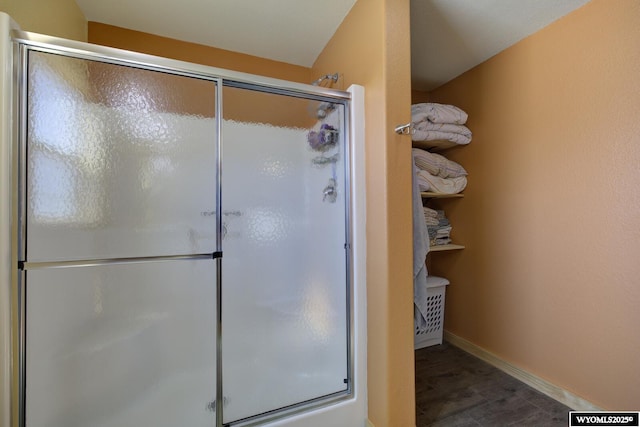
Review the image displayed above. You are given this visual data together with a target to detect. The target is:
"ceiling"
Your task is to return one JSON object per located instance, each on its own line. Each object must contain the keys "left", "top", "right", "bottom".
{"left": 75, "top": 0, "right": 590, "bottom": 91}
{"left": 410, "top": 0, "right": 590, "bottom": 90}
{"left": 75, "top": 0, "right": 358, "bottom": 67}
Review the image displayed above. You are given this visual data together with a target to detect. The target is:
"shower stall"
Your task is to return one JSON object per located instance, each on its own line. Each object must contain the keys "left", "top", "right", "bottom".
{"left": 0, "top": 13, "right": 366, "bottom": 427}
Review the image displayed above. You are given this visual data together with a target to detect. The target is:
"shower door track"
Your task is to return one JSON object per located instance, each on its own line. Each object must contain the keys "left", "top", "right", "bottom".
{"left": 11, "top": 31, "right": 351, "bottom": 102}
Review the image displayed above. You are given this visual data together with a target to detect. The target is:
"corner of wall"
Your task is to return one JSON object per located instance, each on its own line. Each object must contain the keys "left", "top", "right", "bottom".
{"left": 410, "top": 89, "right": 429, "bottom": 104}
{"left": 0, "top": 0, "right": 87, "bottom": 42}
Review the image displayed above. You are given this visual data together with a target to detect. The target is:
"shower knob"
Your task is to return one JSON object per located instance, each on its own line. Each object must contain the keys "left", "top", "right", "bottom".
{"left": 323, "top": 178, "right": 337, "bottom": 203}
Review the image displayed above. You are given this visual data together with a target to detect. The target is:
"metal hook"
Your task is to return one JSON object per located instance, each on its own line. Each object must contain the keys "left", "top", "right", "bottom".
{"left": 395, "top": 123, "right": 414, "bottom": 135}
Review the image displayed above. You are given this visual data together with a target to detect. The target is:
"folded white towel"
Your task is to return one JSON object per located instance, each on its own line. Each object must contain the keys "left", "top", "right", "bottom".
{"left": 412, "top": 129, "right": 472, "bottom": 145}
{"left": 435, "top": 226, "right": 452, "bottom": 237}
{"left": 414, "top": 121, "right": 472, "bottom": 138}
{"left": 423, "top": 206, "right": 438, "bottom": 218}
{"left": 424, "top": 216, "right": 439, "bottom": 226}
{"left": 417, "top": 170, "right": 467, "bottom": 194}
{"left": 432, "top": 237, "right": 452, "bottom": 246}
{"left": 413, "top": 148, "right": 467, "bottom": 179}
{"left": 411, "top": 103, "right": 468, "bottom": 125}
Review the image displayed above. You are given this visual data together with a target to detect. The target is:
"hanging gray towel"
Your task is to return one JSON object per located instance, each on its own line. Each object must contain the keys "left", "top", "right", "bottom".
{"left": 412, "top": 161, "right": 431, "bottom": 324}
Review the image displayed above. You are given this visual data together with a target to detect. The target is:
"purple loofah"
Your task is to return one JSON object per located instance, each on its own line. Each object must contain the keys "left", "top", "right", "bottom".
{"left": 307, "top": 124, "right": 338, "bottom": 151}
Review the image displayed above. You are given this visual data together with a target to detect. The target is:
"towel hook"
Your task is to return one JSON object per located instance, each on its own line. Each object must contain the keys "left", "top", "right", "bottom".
{"left": 395, "top": 123, "right": 413, "bottom": 135}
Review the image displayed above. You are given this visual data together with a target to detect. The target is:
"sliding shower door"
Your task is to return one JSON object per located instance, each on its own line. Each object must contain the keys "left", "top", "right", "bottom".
{"left": 221, "top": 87, "right": 350, "bottom": 424}
{"left": 20, "top": 48, "right": 219, "bottom": 427}
{"left": 8, "top": 29, "right": 361, "bottom": 427}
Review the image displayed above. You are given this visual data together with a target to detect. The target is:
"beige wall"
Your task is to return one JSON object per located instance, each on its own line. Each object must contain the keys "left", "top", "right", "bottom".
{"left": 0, "top": 0, "right": 86, "bottom": 41}
{"left": 427, "top": 0, "right": 640, "bottom": 410}
{"left": 411, "top": 89, "right": 429, "bottom": 104}
{"left": 89, "top": 22, "right": 310, "bottom": 84}
{"left": 313, "top": 0, "right": 414, "bottom": 426}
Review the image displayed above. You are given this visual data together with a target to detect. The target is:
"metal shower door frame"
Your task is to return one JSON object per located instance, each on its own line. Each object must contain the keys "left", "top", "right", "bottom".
{"left": 4, "top": 30, "right": 355, "bottom": 427}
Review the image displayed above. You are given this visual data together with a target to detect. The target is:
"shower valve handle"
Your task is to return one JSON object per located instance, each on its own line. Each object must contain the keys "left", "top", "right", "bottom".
{"left": 323, "top": 179, "right": 337, "bottom": 203}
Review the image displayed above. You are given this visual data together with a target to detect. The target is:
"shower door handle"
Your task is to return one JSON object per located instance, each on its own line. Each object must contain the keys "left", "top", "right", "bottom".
{"left": 202, "top": 210, "right": 242, "bottom": 218}
{"left": 221, "top": 210, "right": 241, "bottom": 240}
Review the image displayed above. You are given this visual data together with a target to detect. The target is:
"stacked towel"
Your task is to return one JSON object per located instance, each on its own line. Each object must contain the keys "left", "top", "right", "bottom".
{"left": 423, "top": 206, "right": 439, "bottom": 226}
{"left": 413, "top": 148, "right": 467, "bottom": 195}
{"left": 417, "top": 170, "right": 467, "bottom": 194}
{"left": 427, "top": 210, "right": 453, "bottom": 247}
{"left": 411, "top": 103, "right": 472, "bottom": 146}
{"left": 411, "top": 103, "right": 467, "bottom": 124}
{"left": 412, "top": 148, "right": 467, "bottom": 179}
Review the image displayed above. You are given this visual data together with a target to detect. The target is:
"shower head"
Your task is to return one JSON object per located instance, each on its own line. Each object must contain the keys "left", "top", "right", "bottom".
{"left": 311, "top": 73, "right": 339, "bottom": 87}
{"left": 309, "top": 73, "right": 339, "bottom": 119}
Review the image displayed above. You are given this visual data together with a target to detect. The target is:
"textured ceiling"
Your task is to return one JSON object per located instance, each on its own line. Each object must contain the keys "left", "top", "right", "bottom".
{"left": 75, "top": 0, "right": 590, "bottom": 91}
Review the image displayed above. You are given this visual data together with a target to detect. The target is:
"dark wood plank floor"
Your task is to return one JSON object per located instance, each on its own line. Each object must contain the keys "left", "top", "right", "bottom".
{"left": 415, "top": 342, "right": 572, "bottom": 426}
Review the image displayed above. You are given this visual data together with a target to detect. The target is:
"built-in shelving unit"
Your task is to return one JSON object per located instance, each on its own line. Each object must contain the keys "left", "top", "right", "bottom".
{"left": 418, "top": 173, "right": 465, "bottom": 253}
{"left": 412, "top": 106, "right": 470, "bottom": 351}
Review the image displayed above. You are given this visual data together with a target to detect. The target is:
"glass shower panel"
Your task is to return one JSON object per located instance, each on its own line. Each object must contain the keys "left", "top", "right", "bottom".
{"left": 25, "top": 259, "right": 217, "bottom": 427}
{"left": 25, "top": 51, "right": 217, "bottom": 262}
{"left": 221, "top": 87, "right": 349, "bottom": 423}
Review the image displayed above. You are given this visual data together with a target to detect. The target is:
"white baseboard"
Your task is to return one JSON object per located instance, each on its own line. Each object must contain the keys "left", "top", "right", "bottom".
{"left": 366, "top": 419, "right": 375, "bottom": 427}
{"left": 443, "top": 331, "right": 602, "bottom": 411}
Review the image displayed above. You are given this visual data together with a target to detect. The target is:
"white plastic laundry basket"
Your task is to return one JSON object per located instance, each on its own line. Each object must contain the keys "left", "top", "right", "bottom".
{"left": 415, "top": 284, "right": 447, "bottom": 349}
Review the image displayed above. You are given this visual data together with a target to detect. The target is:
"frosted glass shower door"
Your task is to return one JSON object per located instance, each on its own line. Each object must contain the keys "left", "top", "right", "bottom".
{"left": 221, "top": 87, "right": 349, "bottom": 423}
{"left": 25, "top": 261, "right": 218, "bottom": 427}
{"left": 22, "top": 49, "right": 219, "bottom": 427}
{"left": 25, "top": 51, "right": 218, "bottom": 261}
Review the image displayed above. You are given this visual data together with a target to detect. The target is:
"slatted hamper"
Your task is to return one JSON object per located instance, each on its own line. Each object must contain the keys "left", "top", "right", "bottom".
{"left": 415, "top": 280, "right": 449, "bottom": 349}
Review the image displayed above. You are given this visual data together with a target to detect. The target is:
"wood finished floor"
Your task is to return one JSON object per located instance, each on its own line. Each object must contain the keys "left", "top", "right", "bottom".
{"left": 415, "top": 342, "right": 572, "bottom": 426}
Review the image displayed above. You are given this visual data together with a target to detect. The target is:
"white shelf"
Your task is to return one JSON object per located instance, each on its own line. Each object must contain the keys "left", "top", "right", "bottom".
{"left": 429, "top": 244, "right": 465, "bottom": 252}
{"left": 421, "top": 192, "right": 464, "bottom": 199}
